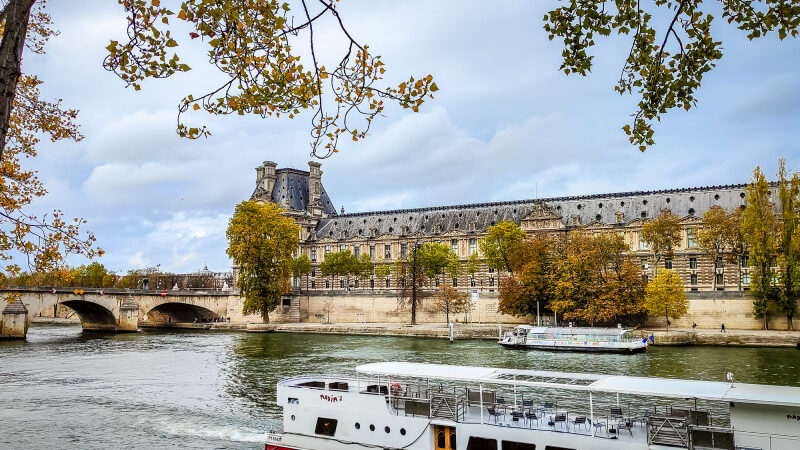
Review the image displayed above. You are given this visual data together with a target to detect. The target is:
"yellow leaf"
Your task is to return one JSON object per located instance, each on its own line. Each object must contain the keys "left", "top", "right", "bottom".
{"left": 178, "top": 9, "right": 187, "bottom": 20}
{"left": 193, "top": 104, "right": 200, "bottom": 110}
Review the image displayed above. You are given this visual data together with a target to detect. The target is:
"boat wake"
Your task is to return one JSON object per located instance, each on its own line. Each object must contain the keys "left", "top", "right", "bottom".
{"left": 157, "top": 420, "right": 270, "bottom": 443}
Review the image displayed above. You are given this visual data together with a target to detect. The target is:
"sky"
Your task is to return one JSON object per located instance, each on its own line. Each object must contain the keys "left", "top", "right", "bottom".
{"left": 20, "top": 0, "right": 800, "bottom": 275}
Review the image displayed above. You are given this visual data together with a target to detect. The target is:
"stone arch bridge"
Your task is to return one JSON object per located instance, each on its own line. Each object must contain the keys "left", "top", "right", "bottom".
{"left": 0, "top": 287, "right": 241, "bottom": 338}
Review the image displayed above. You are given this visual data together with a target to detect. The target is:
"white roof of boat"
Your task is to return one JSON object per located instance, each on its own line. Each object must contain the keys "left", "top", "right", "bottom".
{"left": 514, "top": 326, "right": 632, "bottom": 335}
{"left": 356, "top": 362, "right": 800, "bottom": 408}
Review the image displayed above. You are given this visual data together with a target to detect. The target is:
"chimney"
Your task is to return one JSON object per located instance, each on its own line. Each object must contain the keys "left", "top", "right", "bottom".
{"left": 262, "top": 161, "right": 277, "bottom": 196}
{"left": 307, "top": 161, "right": 323, "bottom": 216}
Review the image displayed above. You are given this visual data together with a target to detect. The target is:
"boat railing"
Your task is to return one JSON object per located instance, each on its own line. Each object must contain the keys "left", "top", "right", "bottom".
{"left": 687, "top": 425, "right": 734, "bottom": 449}
{"left": 647, "top": 414, "right": 690, "bottom": 447}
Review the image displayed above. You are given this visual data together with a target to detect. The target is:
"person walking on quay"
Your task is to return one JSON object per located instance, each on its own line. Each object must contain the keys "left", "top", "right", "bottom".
{"left": 721, "top": 323, "right": 726, "bottom": 333}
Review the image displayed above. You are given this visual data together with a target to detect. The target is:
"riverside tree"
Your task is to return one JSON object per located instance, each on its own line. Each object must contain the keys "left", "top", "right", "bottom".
{"left": 290, "top": 254, "right": 311, "bottom": 292}
{"left": 698, "top": 206, "right": 731, "bottom": 290}
{"left": 431, "top": 285, "right": 468, "bottom": 324}
{"left": 742, "top": 166, "right": 779, "bottom": 329}
{"left": 641, "top": 210, "right": 682, "bottom": 278}
{"left": 776, "top": 159, "right": 800, "bottom": 330}
{"left": 644, "top": 268, "right": 688, "bottom": 331}
{"left": 544, "top": 0, "right": 800, "bottom": 151}
{"left": 480, "top": 221, "right": 526, "bottom": 275}
{"left": 226, "top": 201, "right": 299, "bottom": 323}
{"left": 320, "top": 250, "right": 360, "bottom": 287}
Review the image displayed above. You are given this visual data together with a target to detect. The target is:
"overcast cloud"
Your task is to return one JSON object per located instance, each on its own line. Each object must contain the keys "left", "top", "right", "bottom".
{"left": 19, "top": 1, "right": 800, "bottom": 274}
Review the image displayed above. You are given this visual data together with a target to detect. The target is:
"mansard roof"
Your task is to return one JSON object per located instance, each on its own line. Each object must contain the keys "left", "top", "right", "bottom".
{"left": 257, "top": 168, "right": 338, "bottom": 216}
{"left": 314, "top": 183, "right": 753, "bottom": 240}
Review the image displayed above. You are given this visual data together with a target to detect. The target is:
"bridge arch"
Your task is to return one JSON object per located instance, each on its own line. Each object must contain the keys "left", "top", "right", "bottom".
{"left": 143, "top": 302, "right": 218, "bottom": 324}
{"left": 60, "top": 299, "right": 118, "bottom": 331}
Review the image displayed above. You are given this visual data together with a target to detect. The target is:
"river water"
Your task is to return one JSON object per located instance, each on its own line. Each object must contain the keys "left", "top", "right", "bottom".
{"left": 1, "top": 324, "right": 799, "bottom": 449}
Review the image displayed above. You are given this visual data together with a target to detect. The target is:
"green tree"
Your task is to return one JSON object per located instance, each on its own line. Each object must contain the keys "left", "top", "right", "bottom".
{"left": 498, "top": 234, "right": 556, "bottom": 320}
{"left": 698, "top": 206, "right": 731, "bottom": 290}
{"left": 320, "top": 250, "right": 360, "bottom": 287}
{"left": 641, "top": 210, "right": 682, "bottom": 278}
{"left": 776, "top": 159, "right": 800, "bottom": 329}
{"left": 226, "top": 201, "right": 299, "bottom": 323}
{"left": 742, "top": 166, "right": 780, "bottom": 329}
{"left": 374, "top": 259, "right": 391, "bottom": 281}
{"left": 290, "top": 254, "right": 311, "bottom": 292}
{"left": 644, "top": 268, "right": 688, "bottom": 331}
{"left": 431, "top": 285, "right": 469, "bottom": 324}
{"left": 415, "top": 242, "right": 458, "bottom": 281}
{"left": 480, "top": 221, "right": 526, "bottom": 274}
{"left": 544, "top": 1, "right": 799, "bottom": 151}
{"left": 724, "top": 207, "right": 749, "bottom": 291}
{"left": 356, "top": 254, "right": 374, "bottom": 286}
{"left": 466, "top": 252, "right": 480, "bottom": 284}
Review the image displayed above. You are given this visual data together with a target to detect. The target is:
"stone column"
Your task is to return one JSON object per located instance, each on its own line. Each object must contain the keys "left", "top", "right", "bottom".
{"left": 1, "top": 296, "right": 29, "bottom": 339}
{"left": 117, "top": 295, "right": 139, "bottom": 332}
{"left": 307, "top": 161, "right": 323, "bottom": 217}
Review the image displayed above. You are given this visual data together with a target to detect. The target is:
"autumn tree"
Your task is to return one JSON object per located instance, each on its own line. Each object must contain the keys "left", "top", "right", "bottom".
{"left": 644, "top": 268, "right": 688, "bottom": 331}
{"left": 466, "top": 252, "right": 480, "bottom": 284}
{"left": 0, "top": 2, "right": 100, "bottom": 277}
{"left": 290, "top": 254, "right": 311, "bottom": 292}
{"left": 641, "top": 210, "right": 682, "bottom": 278}
{"left": 431, "top": 285, "right": 468, "bottom": 324}
{"left": 480, "top": 221, "right": 526, "bottom": 274}
{"left": 355, "top": 253, "right": 373, "bottom": 286}
{"left": 498, "top": 234, "right": 556, "bottom": 320}
{"left": 698, "top": 206, "right": 731, "bottom": 290}
{"left": 544, "top": 1, "right": 800, "bottom": 151}
{"left": 416, "top": 242, "right": 460, "bottom": 282}
{"left": 226, "top": 201, "right": 299, "bottom": 323}
{"left": 742, "top": 166, "right": 779, "bottom": 329}
{"left": 776, "top": 159, "right": 800, "bottom": 329}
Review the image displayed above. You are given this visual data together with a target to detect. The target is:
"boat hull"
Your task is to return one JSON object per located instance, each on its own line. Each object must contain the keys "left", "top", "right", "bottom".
{"left": 498, "top": 342, "right": 647, "bottom": 353}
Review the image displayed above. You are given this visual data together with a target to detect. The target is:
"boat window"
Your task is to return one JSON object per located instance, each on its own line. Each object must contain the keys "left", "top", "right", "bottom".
{"left": 467, "top": 437, "right": 497, "bottom": 450}
{"left": 328, "top": 382, "right": 349, "bottom": 391}
{"left": 437, "top": 429, "right": 446, "bottom": 448}
{"left": 450, "top": 429, "right": 457, "bottom": 449}
{"left": 400, "top": 428, "right": 406, "bottom": 436}
{"left": 314, "top": 417, "right": 338, "bottom": 436}
{"left": 502, "top": 441, "right": 535, "bottom": 450}
{"left": 296, "top": 380, "right": 325, "bottom": 389}
{"left": 544, "top": 447, "right": 575, "bottom": 450}
{"left": 355, "top": 422, "right": 360, "bottom": 430}
{"left": 287, "top": 397, "right": 299, "bottom": 404}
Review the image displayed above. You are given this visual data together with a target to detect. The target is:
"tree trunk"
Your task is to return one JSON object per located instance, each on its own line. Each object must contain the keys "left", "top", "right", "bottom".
{"left": 788, "top": 314, "right": 794, "bottom": 331}
{"left": 411, "top": 259, "right": 417, "bottom": 325}
{"left": 0, "top": 0, "right": 35, "bottom": 158}
{"left": 262, "top": 309, "right": 270, "bottom": 324}
{"left": 711, "top": 255, "right": 717, "bottom": 290}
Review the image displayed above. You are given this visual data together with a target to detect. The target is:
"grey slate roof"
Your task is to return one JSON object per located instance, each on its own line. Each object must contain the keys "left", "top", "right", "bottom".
{"left": 314, "top": 184, "right": 756, "bottom": 240}
{"left": 264, "top": 168, "right": 337, "bottom": 216}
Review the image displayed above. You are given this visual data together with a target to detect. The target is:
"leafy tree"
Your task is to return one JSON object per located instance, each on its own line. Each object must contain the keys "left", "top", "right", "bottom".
{"left": 355, "top": 253, "right": 373, "bottom": 285}
{"left": 480, "top": 221, "right": 526, "bottom": 274}
{"left": 499, "top": 234, "right": 557, "bottom": 319}
{"left": 374, "top": 259, "right": 391, "bottom": 279}
{"left": 431, "top": 285, "right": 468, "bottom": 324}
{"left": 544, "top": 1, "right": 799, "bottom": 151}
{"left": 290, "top": 254, "right": 311, "bottom": 291}
{"left": 415, "top": 242, "right": 458, "bottom": 281}
{"left": 644, "top": 268, "right": 688, "bottom": 331}
{"left": 226, "top": 201, "right": 299, "bottom": 322}
{"left": 641, "top": 210, "right": 682, "bottom": 278}
{"left": 742, "top": 166, "right": 779, "bottom": 329}
{"left": 776, "top": 159, "right": 800, "bottom": 330}
{"left": 320, "top": 250, "right": 360, "bottom": 287}
{"left": 466, "top": 252, "right": 480, "bottom": 284}
{"left": 698, "top": 206, "right": 731, "bottom": 290}
{"left": 0, "top": 0, "right": 436, "bottom": 158}
{"left": 0, "top": 2, "right": 100, "bottom": 276}
{"left": 722, "top": 207, "right": 749, "bottom": 291}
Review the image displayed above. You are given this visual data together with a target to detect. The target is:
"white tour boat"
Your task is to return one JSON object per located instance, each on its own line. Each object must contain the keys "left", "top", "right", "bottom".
{"left": 499, "top": 325, "right": 649, "bottom": 353}
{"left": 265, "top": 361, "right": 800, "bottom": 450}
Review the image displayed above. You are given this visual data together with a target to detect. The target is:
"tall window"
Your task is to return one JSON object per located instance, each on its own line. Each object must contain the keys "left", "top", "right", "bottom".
{"left": 354, "top": 279, "right": 359, "bottom": 288}
{"left": 311, "top": 247, "right": 317, "bottom": 262}
{"left": 470, "top": 278, "right": 476, "bottom": 287}
{"left": 354, "top": 246, "right": 360, "bottom": 258}
{"left": 664, "top": 258, "right": 673, "bottom": 270}
{"left": 489, "top": 267, "right": 494, "bottom": 273}
{"left": 451, "top": 239, "right": 458, "bottom": 255}
{"left": 325, "top": 245, "right": 331, "bottom": 255}
{"left": 741, "top": 254, "right": 749, "bottom": 268}
{"left": 339, "top": 244, "right": 346, "bottom": 252}
{"left": 311, "top": 269, "right": 316, "bottom": 277}
{"left": 689, "top": 257, "right": 698, "bottom": 270}
{"left": 369, "top": 245, "right": 375, "bottom": 260}
{"left": 311, "top": 280, "right": 316, "bottom": 289}
{"left": 690, "top": 273, "right": 698, "bottom": 285}
{"left": 325, "top": 280, "right": 330, "bottom": 289}
{"left": 469, "top": 238, "right": 477, "bottom": 255}
{"left": 687, "top": 229, "right": 697, "bottom": 248}
{"left": 489, "top": 277, "right": 494, "bottom": 287}
{"left": 401, "top": 243, "right": 407, "bottom": 259}
{"left": 452, "top": 278, "right": 458, "bottom": 287}
{"left": 638, "top": 233, "right": 648, "bottom": 250}
{"left": 340, "top": 279, "right": 345, "bottom": 288}
{"left": 715, "top": 273, "right": 724, "bottom": 286}
{"left": 385, "top": 244, "right": 391, "bottom": 259}
{"left": 716, "top": 256, "right": 724, "bottom": 269}
{"left": 385, "top": 278, "right": 390, "bottom": 288}
{"left": 742, "top": 273, "right": 751, "bottom": 285}
{"left": 435, "top": 278, "right": 440, "bottom": 287}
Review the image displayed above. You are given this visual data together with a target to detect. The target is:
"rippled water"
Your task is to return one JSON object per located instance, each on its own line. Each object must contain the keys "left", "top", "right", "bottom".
{"left": 1, "top": 324, "right": 799, "bottom": 448}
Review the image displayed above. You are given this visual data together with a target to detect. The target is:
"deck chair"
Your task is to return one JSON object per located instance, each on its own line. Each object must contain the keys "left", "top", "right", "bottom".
{"left": 570, "top": 415, "right": 588, "bottom": 431}
{"left": 487, "top": 407, "right": 505, "bottom": 423}
{"left": 525, "top": 410, "right": 539, "bottom": 427}
{"left": 616, "top": 419, "right": 634, "bottom": 436}
{"left": 554, "top": 413, "right": 567, "bottom": 430}
{"left": 511, "top": 411, "right": 523, "bottom": 425}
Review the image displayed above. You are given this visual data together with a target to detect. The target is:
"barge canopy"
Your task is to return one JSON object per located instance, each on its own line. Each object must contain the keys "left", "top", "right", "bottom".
{"left": 356, "top": 362, "right": 800, "bottom": 408}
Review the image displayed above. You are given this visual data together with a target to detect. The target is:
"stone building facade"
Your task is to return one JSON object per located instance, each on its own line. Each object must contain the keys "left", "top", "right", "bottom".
{"left": 251, "top": 161, "right": 758, "bottom": 294}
